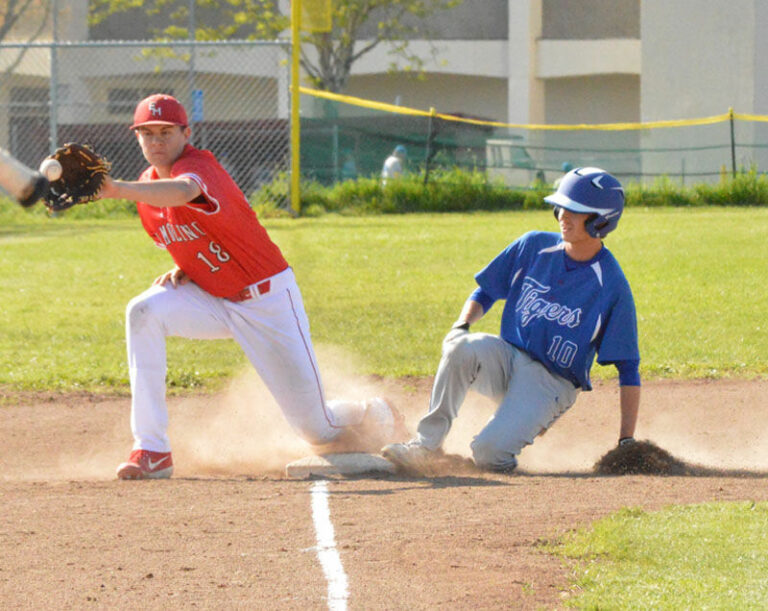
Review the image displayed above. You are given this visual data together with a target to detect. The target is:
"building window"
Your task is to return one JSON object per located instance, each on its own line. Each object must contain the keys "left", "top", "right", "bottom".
{"left": 10, "top": 87, "right": 49, "bottom": 116}
{"left": 108, "top": 88, "right": 140, "bottom": 114}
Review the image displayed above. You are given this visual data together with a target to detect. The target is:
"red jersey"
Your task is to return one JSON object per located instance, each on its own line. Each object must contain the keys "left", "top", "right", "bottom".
{"left": 136, "top": 145, "right": 288, "bottom": 297}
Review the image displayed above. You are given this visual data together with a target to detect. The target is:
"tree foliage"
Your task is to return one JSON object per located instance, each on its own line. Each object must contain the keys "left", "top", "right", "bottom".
{"left": 89, "top": 0, "right": 462, "bottom": 92}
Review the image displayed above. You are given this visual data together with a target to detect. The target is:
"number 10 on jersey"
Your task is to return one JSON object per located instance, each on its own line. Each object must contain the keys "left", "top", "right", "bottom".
{"left": 547, "top": 335, "right": 577, "bottom": 368}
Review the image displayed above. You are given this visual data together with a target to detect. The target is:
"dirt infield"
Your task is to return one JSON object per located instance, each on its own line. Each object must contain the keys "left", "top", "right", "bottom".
{"left": 2, "top": 375, "right": 768, "bottom": 609}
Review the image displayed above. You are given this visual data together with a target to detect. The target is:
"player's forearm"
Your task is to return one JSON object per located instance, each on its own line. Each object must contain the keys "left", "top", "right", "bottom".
{"left": 101, "top": 177, "right": 201, "bottom": 207}
{"left": 455, "top": 298, "right": 485, "bottom": 327}
{"left": 0, "top": 148, "right": 48, "bottom": 207}
{"left": 619, "top": 385, "right": 640, "bottom": 439}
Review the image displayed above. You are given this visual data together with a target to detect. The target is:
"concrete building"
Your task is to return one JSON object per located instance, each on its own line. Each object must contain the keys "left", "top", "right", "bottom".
{"left": 346, "top": 0, "right": 640, "bottom": 126}
{"left": 344, "top": 0, "right": 766, "bottom": 181}
{"left": 1, "top": 1, "right": 765, "bottom": 182}
{"left": 67, "top": 0, "right": 763, "bottom": 124}
{"left": 346, "top": 0, "right": 767, "bottom": 124}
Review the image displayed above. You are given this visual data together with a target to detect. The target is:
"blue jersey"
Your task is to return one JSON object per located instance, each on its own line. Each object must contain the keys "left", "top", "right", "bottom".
{"left": 474, "top": 231, "right": 639, "bottom": 390}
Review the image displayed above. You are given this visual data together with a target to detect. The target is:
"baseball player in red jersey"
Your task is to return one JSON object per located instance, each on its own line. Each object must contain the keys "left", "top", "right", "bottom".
{"left": 97, "top": 94, "right": 406, "bottom": 479}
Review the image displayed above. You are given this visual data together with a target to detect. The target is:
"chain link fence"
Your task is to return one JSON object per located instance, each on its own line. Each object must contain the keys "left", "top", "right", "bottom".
{"left": 300, "top": 89, "right": 768, "bottom": 189}
{"left": 0, "top": 40, "right": 292, "bottom": 209}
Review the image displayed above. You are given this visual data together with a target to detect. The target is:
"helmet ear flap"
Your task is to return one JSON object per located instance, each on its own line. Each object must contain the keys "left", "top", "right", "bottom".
{"left": 586, "top": 213, "right": 607, "bottom": 238}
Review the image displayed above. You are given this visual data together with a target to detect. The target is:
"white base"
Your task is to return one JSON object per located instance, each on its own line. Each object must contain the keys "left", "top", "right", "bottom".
{"left": 285, "top": 452, "right": 396, "bottom": 479}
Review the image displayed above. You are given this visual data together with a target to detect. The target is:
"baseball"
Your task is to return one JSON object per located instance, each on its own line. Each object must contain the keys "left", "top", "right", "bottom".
{"left": 39, "top": 158, "right": 62, "bottom": 181}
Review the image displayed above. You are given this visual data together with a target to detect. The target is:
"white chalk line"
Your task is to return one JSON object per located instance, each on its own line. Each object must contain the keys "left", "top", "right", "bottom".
{"left": 311, "top": 480, "right": 349, "bottom": 611}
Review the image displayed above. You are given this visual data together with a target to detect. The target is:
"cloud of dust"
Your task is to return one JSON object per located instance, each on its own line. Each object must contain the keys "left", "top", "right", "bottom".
{"left": 167, "top": 342, "right": 632, "bottom": 476}
{"left": 635, "top": 402, "right": 768, "bottom": 471}
{"left": 171, "top": 371, "right": 311, "bottom": 476}
{"left": 44, "top": 359, "right": 768, "bottom": 481}
{"left": 170, "top": 344, "right": 426, "bottom": 476}
{"left": 516, "top": 381, "right": 768, "bottom": 473}
{"left": 439, "top": 394, "right": 496, "bottom": 458}
{"left": 517, "top": 418, "right": 606, "bottom": 472}
{"left": 316, "top": 344, "right": 396, "bottom": 407}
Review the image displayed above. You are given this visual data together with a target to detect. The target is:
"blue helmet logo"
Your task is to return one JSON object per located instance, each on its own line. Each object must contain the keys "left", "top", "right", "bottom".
{"left": 544, "top": 167, "right": 624, "bottom": 238}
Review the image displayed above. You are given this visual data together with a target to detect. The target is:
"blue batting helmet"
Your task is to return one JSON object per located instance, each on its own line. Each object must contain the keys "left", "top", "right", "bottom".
{"left": 544, "top": 167, "right": 625, "bottom": 238}
{"left": 394, "top": 145, "right": 407, "bottom": 156}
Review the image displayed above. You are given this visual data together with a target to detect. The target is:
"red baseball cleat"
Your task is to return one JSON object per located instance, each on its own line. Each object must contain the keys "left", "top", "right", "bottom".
{"left": 116, "top": 449, "right": 173, "bottom": 480}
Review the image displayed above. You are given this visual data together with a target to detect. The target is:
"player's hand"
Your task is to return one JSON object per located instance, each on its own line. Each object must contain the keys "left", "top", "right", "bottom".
{"left": 97, "top": 175, "right": 117, "bottom": 200}
{"left": 444, "top": 322, "right": 470, "bottom": 345}
{"left": 153, "top": 267, "right": 190, "bottom": 288}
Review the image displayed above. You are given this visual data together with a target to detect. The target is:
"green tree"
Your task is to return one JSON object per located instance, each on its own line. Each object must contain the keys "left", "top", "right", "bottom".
{"left": 89, "top": 0, "right": 463, "bottom": 93}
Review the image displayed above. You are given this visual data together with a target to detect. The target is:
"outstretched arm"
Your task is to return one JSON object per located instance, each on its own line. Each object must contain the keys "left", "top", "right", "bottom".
{"left": 99, "top": 176, "right": 201, "bottom": 208}
{"left": 0, "top": 147, "right": 48, "bottom": 207}
{"left": 619, "top": 385, "right": 640, "bottom": 441}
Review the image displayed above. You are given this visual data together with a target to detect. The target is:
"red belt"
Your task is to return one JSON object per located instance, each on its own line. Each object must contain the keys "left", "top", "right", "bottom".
{"left": 226, "top": 280, "right": 271, "bottom": 302}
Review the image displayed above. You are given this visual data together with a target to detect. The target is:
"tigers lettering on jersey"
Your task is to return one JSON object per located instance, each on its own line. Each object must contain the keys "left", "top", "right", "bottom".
{"left": 515, "top": 277, "right": 582, "bottom": 328}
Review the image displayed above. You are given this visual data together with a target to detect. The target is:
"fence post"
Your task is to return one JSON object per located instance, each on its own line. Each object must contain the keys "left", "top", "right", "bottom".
{"left": 290, "top": 2, "right": 301, "bottom": 215}
{"left": 332, "top": 123, "right": 339, "bottom": 182}
{"left": 49, "top": 3, "right": 59, "bottom": 154}
{"left": 423, "top": 107, "right": 437, "bottom": 185}
{"left": 729, "top": 106, "right": 736, "bottom": 178}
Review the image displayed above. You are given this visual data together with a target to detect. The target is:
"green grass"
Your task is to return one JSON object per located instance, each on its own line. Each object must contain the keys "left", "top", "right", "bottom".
{"left": 554, "top": 502, "right": 768, "bottom": 609}
{"left": 286, "top": 207, "right": 768, "bottom": 380}
{"left": 1, "top": 203, "right": 767, "bottom": 392}
{"left": 615, "top": 207, "right": 768, "bottom": 378}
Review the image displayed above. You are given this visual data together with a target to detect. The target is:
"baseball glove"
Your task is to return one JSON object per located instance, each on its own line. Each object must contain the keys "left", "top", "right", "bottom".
{"left": 43, "top": 143, "right": 111, "bottom": 212}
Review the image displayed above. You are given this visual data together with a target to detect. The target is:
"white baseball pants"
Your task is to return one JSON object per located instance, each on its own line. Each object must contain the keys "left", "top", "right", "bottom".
{"left": 415, "top": 329, "right": 580, "bottom": 470}
{"left": 126, "top": 267, "right": 362, "bottom": 452}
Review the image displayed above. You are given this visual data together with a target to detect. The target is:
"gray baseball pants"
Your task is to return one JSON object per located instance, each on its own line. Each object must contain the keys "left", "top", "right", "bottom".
{"left": 415, "top": 329, "right": 580, "bottom": 471}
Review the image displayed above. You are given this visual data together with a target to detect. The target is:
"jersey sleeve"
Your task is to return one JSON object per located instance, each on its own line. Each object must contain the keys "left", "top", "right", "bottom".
{"left": 614, "top": 359, "right": 641, "bottom": 386}
{"left": 596, "top": 280, "right": 640, "bottom": 366}
{"left": 469, "top": 287, "right": 495, "bottom": 313}
{"left": 474, "top": 234, "right": 528, "bottom": 300}
{"left": 171, "top": 150, "right": 229, "bottom": 213}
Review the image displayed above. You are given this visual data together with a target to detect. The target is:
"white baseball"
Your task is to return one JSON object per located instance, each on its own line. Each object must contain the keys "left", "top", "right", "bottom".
{"left": 39, "top": 158, "right": 62, "bottom": 181}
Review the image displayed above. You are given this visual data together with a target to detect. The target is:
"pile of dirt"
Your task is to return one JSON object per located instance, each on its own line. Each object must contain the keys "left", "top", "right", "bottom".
{"left": 594, "top": 440, "right": 694, "bottom": 475}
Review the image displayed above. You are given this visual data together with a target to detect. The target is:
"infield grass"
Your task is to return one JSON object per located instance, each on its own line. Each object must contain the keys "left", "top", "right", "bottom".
{"left": 1, "top": 204, "right": 767, "bottom": 392}
{"left": 555, "top": 502, "right": 768, "bottom": 609}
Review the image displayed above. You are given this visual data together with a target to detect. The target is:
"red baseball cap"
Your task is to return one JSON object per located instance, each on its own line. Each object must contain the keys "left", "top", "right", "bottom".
{"left": 130, "top": 94, "right": 188, "bottom": 129}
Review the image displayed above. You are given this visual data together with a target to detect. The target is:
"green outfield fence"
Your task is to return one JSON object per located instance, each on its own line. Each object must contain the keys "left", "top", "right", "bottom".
{"left": 299, "top": 88, "right": 768, "bottom": 190}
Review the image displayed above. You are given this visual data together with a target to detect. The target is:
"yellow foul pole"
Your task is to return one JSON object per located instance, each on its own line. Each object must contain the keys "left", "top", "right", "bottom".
{"left": 290, "top": 0, "right": 301, "bottom": 214}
